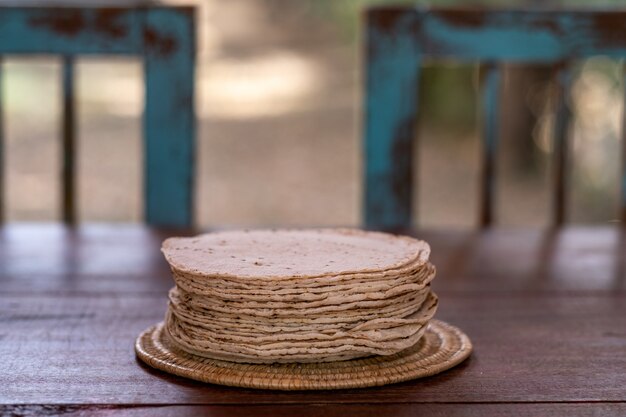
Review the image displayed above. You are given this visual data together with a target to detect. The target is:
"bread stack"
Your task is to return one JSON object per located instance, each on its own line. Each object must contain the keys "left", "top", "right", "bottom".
{"left": 162, "top": 229, "right": 438, "bottom": 364}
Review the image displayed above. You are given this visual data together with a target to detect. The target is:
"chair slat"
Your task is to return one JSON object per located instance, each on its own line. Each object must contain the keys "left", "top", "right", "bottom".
{"left": 0, "top": 8, "right": 143, "bottom": 55}
{"left": 552, "top": 64, "right": 573, "bottom": 226}
{"left": 364, "top": 13, "right": 421, "bottom": 229}
{"left": 143, "top": 9, "right": 195, "bottom": 227}
{"left": 367, "top": 8, "right": 626, "bottom": 62}
{"left": 62, "top": 56, "right": 75, "bottom": 224}
{"left": 0, "top": 57, "right": 3, "bottom": 223}
{"left": 479, "top": 63, "right": 501, "bottom": 227}
{"left": 621, "top": 65, "right": 626, "bottom": 224}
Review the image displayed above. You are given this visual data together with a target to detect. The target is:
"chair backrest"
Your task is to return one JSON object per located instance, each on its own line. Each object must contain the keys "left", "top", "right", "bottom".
{"left": 363, "top": 7, "right": 626, "bottom": 229}
{"left": 0, "top": 6, "right": 195, "bottom": 227}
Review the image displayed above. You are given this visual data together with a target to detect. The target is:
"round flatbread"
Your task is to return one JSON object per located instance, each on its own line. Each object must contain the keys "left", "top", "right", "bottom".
{"left": 160, "top": 229, "right": 437, "bottom": 364}
{"left": 162, "top": 229, "right": 430, "bottom": 280}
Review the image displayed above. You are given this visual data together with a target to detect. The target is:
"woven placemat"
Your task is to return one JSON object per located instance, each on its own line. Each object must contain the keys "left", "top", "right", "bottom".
{"left": 135, "top": 319, "right": 472, "bottom": 390}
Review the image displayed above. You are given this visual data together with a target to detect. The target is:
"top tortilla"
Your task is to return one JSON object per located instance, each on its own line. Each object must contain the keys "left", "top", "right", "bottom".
{"left": 162, "top": 229, "right": 430, "bottom": 280}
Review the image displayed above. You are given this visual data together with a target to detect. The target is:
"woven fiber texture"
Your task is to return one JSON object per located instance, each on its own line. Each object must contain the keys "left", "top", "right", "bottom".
{"left": 135, "top": 319, "right": 472, "bottom": 390}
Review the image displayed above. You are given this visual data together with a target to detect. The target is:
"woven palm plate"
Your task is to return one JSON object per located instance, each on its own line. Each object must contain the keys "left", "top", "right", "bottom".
{"left": 135, "top": 319, "right": 472, "bottom": 390}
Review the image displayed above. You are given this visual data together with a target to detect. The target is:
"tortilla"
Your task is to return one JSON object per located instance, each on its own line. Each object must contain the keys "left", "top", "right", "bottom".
{"left": 163, "top": 229, "right": 430, "bottom": 280}
{"left": 161, "top": 229, "right": 438, "bottom": 363}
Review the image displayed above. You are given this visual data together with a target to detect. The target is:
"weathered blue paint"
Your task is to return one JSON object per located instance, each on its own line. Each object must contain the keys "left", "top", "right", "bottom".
{"left": 553, "top": 64, "right": 574, "bottom": 226}
{"left": 0, "top": 8, "right": 143, "bottom": 55}
{"left": 364, "top": 15, "right": 421, "bottom": 229}
{"left": 0, "top": 59, "right": 3, "bottom": 222}
{"left": 422, "top": 13, "right": 566, "bottom": 62}
{"left": 480, "top": 63, "right": 501, "bottom": 227}
{"left": 369, "top": 8, "right": 626, "bottom": 61}
{"left": 144, "top": 8, "right": 195, "bottom": 227}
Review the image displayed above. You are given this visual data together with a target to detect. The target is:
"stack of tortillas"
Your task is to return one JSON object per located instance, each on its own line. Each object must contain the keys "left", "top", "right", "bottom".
{"left": 159, "top": 229, "right": 439, "bottom": 364}
{"left": 136, "top": 228, "right": 472, "bottom": 389}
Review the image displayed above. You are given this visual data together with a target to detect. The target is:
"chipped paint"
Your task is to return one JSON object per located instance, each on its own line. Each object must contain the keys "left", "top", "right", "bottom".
{"left": 144, "top": 28, "right": 177, "bottom": 57}
{"left": 28, "top": 8, "right": 128, "bottom": 39}
{"left": 29, "top": 9, "right": 85, "bottom": 36}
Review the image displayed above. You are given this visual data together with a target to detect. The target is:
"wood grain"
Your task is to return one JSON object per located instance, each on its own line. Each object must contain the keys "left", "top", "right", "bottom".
{"left": 3, "top": 404, "right": 626, "bottom": 417}
{"left": 2, "top": 293, "right": 625, "bottom": 404}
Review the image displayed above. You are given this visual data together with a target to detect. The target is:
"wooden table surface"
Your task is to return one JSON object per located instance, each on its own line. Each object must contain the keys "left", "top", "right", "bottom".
{"left": 1, "top": 224, "right": 625, "bottom": 416}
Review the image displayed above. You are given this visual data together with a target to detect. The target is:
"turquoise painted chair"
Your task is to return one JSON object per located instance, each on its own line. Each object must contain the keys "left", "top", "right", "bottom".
{"left": 0, "top": 5, "right": 195, "bottom": 227}
{"left": 363, "top": 7, "right": 626, "bottom": 229}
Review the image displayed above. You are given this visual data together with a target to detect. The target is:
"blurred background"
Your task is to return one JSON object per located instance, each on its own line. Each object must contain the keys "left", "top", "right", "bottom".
{"left": 5, "top": 0, "right": 625, "bottom": 228}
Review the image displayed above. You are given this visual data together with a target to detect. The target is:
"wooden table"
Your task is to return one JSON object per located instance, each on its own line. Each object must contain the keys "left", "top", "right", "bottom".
{"left": 1, "top": 224, "right": 625, "bottom": 416}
